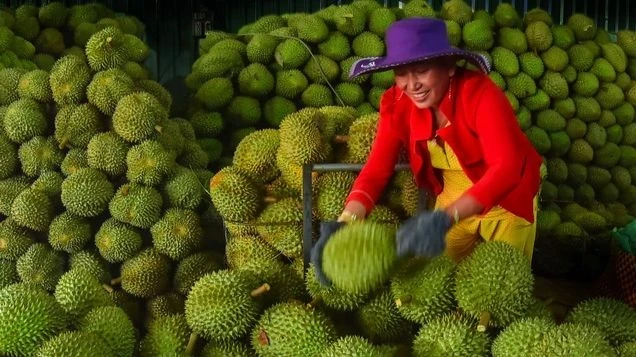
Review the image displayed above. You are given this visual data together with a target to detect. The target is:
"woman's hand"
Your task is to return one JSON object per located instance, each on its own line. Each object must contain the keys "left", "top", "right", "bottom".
{"left": 338, "top": 200, "right": 367, "bottom": 223}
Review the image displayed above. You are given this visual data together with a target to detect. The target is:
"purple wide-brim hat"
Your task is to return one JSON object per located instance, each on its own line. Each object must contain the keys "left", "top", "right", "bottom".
{"left": 349, "top": 17, "right": 491, "bottom": 78}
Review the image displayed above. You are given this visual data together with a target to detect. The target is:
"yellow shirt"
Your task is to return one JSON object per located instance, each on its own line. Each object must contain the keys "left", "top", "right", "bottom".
{"left": 427, "top": 139, "right": 508, "bottom": 219}
{"left": 426, "top": 138, "right": 537, "bottom": 261}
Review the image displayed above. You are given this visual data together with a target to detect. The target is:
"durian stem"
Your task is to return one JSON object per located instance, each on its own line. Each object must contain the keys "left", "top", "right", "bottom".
{"left": 477, "top": 311, "right": 491, "bottom": 332}
{"left": 395, "top": 295, "right": 412, "bottom": 307}
{"left": 102, "top": 284, "right": 114, "bottom": 294}
{"left": 256, "top": 329, "right": 270, "bottom": 346}
{"left": 110, "top": 277, "right": 122, "bottom": 286}
{"left": 184, "top": 332, "right": 198, "bottom": 355}
{"left": 334, "top": 135, "right": 349, "bottom": 144}
{"left": 250, "top": 283, "right": 270, "bottom": 297}
{"left": 154, "top": 125, "right": 163, "bottom": 133}
{"left": 58, "top": 137, "right": 68, "bottom": 150}
{"left": 263, "top": 196, "right": 278, "bottom": 203}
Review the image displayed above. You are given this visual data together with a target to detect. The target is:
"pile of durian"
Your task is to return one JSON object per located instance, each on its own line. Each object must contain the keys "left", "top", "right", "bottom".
{"left": 191, "top": 0, "right": 636, "bottom": 275}
{"left": 0, "top": 1, "right": 635, "bottom": 356}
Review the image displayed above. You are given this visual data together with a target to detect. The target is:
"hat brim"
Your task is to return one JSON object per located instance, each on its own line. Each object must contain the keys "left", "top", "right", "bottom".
{"left": 349, "top": 48, "right": 491, "bottom": 78}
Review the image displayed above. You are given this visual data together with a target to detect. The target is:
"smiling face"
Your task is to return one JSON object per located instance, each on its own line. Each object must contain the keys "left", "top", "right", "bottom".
{"left": 393, "top": 58, "right": 456, "bottom": 109}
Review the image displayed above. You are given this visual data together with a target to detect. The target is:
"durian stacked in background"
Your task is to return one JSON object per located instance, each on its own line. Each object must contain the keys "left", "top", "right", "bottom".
{"left": 0, "top": 2, "right": 222, "bottom": 356}
{"left": 192, "top": 0, "right": 636, "bottom": 257}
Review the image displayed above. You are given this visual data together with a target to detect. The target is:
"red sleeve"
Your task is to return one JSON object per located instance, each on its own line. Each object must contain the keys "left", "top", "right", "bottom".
{"left": 345, "top": 88, "right": 403, "bottom": 213}
{"left": 466, "top": 80, "right": 527, "bottom": 213}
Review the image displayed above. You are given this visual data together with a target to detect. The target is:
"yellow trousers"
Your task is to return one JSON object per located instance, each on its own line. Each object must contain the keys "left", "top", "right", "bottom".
{"left": 428, "top": 139, "right": 537, "bottom": 263}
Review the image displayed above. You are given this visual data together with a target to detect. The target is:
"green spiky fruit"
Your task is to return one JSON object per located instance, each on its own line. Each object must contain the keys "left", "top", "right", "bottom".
{"left": 119, "top": 248, "right": 172, "bottom": 298}
{"left": 185, "top": 269, "right": 265, "bottom": 341}
{"left": 109, "top": 182, "right": 163, "bottom": 229}
{"left": 0, "top": 218, "right": 34, "bottom": 260}
{"left": 566, "top": 298, "right": 636, "bottom": 346}
{"left": 201, "top": 340, "right": 254, "bottom": 357}
{"left": 19, "top": 137, "right": 63, "bottom": 179}
{"left": 526, "top": 20, "right": 553, "bottom": 51}
{"left": 209, "top": 166, "right": 262, "bottom": 223}
{"left": 233, "top": 129, "right": 280, "bottom": 184}
{"left": 0, "top": 283, "right": 68, "bottom": 356}
{"left": 246, "top": 33, "right": 278, "bottom": 64}
{"left": 3, "top": 98, "right": 48, "bottom": 144}
{"left": 162, "top": 168, "right": 204, "bottom": 210}
{"left": 126, "top": 140, "right": 176, "bottom": 186}
{"left": 17, "top": 69, "right": 52, "bottom": 102}
{"left": 455, "top": 241, "right": 534, "bottom": 328}
{"left": 533, "top": 323, "right": 615, "bottom": 356}
{"left": 390, "top": 256, "right": 457, "bottom": 324}
{"left": 237, "top": 63, "right": 275, "bottom": 98}
{"left": 491, "top": 317, "right": 556, "bottom": 357}
{"left": 356, "top": 288, "right": 414, "bottom": 344}
{"left": 95, "top": 218, "right": 143, "bottom": 263}
{"left": 69, "top": 249, "right": 112, "bottom": 285}
{"left": 256, "top": 198, "right": 303, "bottom": 258}
{"left": 86, "top": 68, "right": 135, "bottom": 116}
{"left": 0, "top": 259, "right": 18, "bottom": 289}
{"left": 278, "top": 107, "right": 329, "bottom": 165}
{"left": 61, "top": 167, "right": 114, "bottom": 217}
{"left": 38, "top": 2, "right": 68, "bottom": 28}
{"left": 322, "top": 221, "right": 397, "bottom": 295}
{"left": 145, "top": 292, "right": 185, "bottom": 323}
{"left": 78, "top": 306, "right": 136, "bottom": 357}
{"left": 85, "top": 26, "right": 128, "bottom": 71}
{"left": 347, "top": 112, "right": 379, "bottom": 163}
{"left": 462, "top": 19, "right": 494, "bottom": 51}
{"left": 0, "top": 135, "right": 18, "bottom": 179}
{"left": 238, "top": 259, "right": 306, "bottom": 306}
{"left": 322, "top": 336, "right": 383, "bottom": 357}
{"left": 49, "top": 54, "right": 92, "bottom": 106}
{"left": 412, "top": 314, "right": 490, "bottom": 357}
{"left": 315, "top": 171, "right": 356, "bottom": 221}
{"left": 35, "top": 330, "right": 114, "bottom": 357}
{"left": 225, "top": 233, "right": 281, "bottom": 270}
{"left": 112, "top": 92, "right": 168, "bottom": 143}
{"left": 251, "top": 301, "right": 337, "bottom": 357}
{"left": 11, "top": 187, "right": 55, "bottom": 232}
{"left": 86, "top": 131, "right": 129, "bottom": 176}
{"left": 151, "top": 208, "right": 203, "bottom": 261}
{"left": 54, "top": 103, "right": 105, "bottom": 149}
{"left": 173, "top": 251, "right": 224, "bottom": 296}
{"left": 61, "top": 148, "right": 88, "bottom": 176}
{"left": 31, "top": 170, "right": 63, "bottom": 198}
{"left": 137, "top": 79, "right": 173, "bottom": 113}
{"left": 305, "top": 264, "right": 370, "bottom": 311}
{"left": 54, "top": 268, "right": 114, "bottom": 320}
{"left": 48, "top": 211, "right": 92, "bottom": 253}
{"left": 139, "top": 314, "right": 191, "bottom": 357}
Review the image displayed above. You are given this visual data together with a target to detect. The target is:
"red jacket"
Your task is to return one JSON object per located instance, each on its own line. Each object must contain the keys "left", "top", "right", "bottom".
{"left": 346, "top": 69, "right": 542, "bottom": 223}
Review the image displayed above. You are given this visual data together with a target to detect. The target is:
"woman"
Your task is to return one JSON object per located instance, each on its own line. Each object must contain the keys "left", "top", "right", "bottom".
{"left": 312, "top": 17, "right": 542, "bottom": 280}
